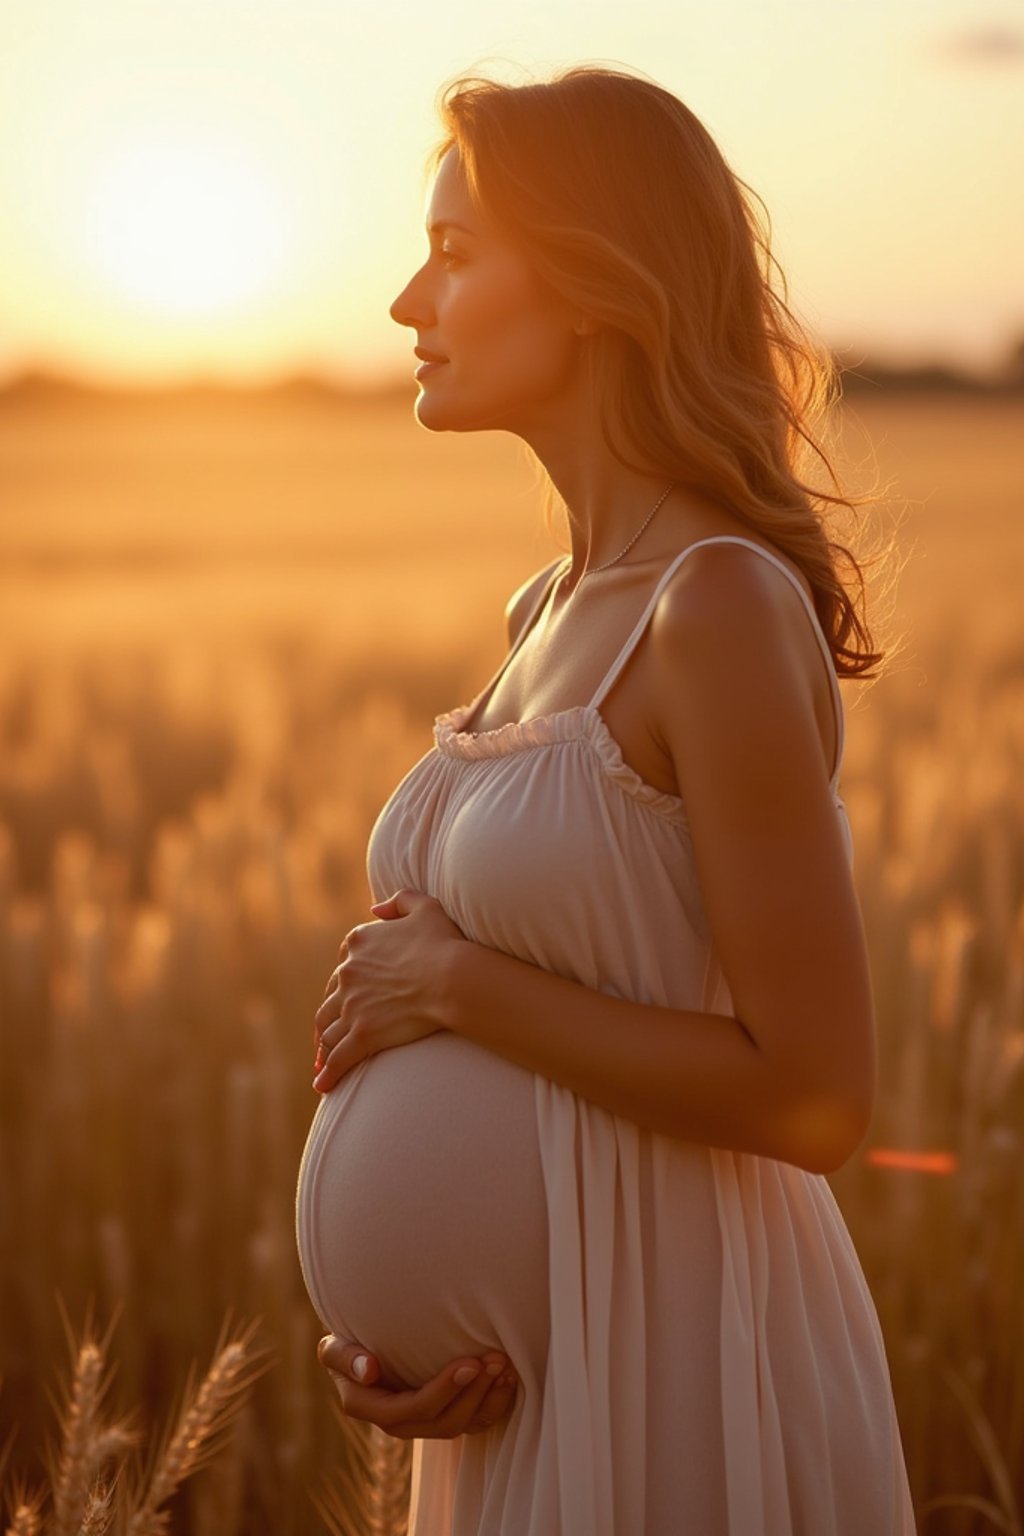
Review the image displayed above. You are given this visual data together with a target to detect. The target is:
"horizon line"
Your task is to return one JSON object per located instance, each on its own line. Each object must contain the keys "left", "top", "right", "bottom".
{"left": 1, "top": 344, "right": 1022, "bottom": 401}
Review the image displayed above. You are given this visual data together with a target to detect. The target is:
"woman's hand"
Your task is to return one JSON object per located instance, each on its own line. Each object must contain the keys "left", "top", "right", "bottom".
{"left": 312, "top": 888, "right": 467, "bottom": 1093}
{"left": 316, "top": 1336, "right": 520, "bottom": 1439}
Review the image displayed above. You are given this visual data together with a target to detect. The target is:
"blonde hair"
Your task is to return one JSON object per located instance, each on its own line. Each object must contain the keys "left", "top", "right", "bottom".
{"left": 425, "top": 63, "right": 896, "bottom": 678}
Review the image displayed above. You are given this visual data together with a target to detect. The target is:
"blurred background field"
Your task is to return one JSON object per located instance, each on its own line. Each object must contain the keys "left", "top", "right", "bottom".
{"left": 0, "top": 383, "right": 1022, "bottom": 1532}
{"left": 2, "top": 0, "right": 1022, "bottom": 1523}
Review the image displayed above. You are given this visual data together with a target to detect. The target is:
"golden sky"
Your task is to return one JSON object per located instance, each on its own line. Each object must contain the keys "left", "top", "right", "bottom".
{"left": 0, "top": 0, "right": 1020, "bottom": 385}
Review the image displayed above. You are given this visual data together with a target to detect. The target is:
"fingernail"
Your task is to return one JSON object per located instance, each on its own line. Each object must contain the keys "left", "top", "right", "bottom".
{"left": 453, "top": 1365, "right": 479, "bottom": 1386}
{"left": 317, "top": 1337, "right": 329, "bottom": 1362}
{"left": 352, "top": 1354, "right": 369, "bottom": 1381}
{"left": 485, "top": 1361, "right": 504, "bottom": 1376}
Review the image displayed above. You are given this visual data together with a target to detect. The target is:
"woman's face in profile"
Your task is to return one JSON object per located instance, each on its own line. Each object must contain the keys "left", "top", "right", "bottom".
{"left": 389, "top": 147, "right": 582, "bottom": 434}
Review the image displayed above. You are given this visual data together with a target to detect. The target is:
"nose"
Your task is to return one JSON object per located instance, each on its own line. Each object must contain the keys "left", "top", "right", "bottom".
{"left": 389, "top": 265, "right": 433, "bottom": 330}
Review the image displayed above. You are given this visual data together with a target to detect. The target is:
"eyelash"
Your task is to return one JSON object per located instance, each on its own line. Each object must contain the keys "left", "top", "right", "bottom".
{"left": 439, "top": 249, "right": 464, "bottom": 269}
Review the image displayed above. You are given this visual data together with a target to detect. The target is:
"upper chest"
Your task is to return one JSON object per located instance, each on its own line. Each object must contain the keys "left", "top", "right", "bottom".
{"left": 467, "top": 548, "right": 836, "bottom": 800}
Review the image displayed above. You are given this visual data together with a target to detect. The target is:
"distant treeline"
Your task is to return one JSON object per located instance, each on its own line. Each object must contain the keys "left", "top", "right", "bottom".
{"left": 834, "top": 341, "right": 1024, "bottom": 396}
{"left": 2, "top": 341, "right": 1023, "bottom": 403}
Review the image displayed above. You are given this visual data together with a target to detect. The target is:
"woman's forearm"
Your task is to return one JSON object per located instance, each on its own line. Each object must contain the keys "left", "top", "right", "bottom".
{"left": 438, "top": 938, "right": 865, "bottom": 1174}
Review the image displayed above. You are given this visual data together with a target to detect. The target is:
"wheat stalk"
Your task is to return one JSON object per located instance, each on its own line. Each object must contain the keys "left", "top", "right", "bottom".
{"left": 50, "top": 1340, "right": 103, "bottom": 1521}
{"left": 44, "top": 1322, "right": 137, "bottom": 1536}
{"left": 5, "top": 1506, "right": 42, "bottom": 1536}
{"left": 313, "top": 1408, "right": 412, "bottom": 1536}
{"left": 2, "top": 1470, "right": 45, "bottom": 1536}
{"left": 125, "top": 1320, "right": 265, "bottom": 1536}
{"left": 39, "top": 1300, "right": 133, "bottom": 1534}
{"left": 50, "top": 1342, "right": 107, "bottom": 1536}
{"left": 917, "top": 1493, "right": 1021, "bottom": 1534}
{"left": 76, "top": 1479, "right": 116, "bottom": 1536}
{"left": 920, "top": 1361, "right": 1024, "bottom": 1536}
{"left": 0, "top": 1312, "right": 266, "bottom": 1536}
{"left": 2, "top": 1439, "right": 42, "bottom": 1533}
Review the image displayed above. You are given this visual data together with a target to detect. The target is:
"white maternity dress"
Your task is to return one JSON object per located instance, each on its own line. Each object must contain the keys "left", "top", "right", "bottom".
{"left": 295, "top": 535, "right": 917, "bottom": 1535}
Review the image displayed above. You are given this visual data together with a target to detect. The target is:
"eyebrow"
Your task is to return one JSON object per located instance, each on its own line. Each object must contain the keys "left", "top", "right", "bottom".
{"left": 425, "top": 220, "right": 477, "bottom": 238}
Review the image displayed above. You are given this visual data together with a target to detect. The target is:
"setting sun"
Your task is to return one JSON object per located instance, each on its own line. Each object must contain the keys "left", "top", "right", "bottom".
{"left": 83, "top": 134, "right": 289, "bottom": 318}
{"left": 0, "top": 1, "right": 1017, "bottom": 383}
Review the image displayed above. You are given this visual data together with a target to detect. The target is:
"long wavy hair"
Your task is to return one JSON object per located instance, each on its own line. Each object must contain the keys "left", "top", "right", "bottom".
{"left": 424, "top": 63, "right": 897, "bottom": 678}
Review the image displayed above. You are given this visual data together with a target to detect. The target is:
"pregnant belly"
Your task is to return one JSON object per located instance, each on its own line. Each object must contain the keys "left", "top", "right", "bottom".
{"left": 295, "top": 1030, "right": 550, "bottom": 1393}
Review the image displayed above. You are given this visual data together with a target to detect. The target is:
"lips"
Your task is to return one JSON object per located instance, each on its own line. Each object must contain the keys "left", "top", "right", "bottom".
{"left": 414, "top": 347, "right": 448, "bottom": 363}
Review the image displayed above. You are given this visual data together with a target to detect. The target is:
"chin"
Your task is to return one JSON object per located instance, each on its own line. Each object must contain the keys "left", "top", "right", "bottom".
{"left": 413, "top": 395, "right": 489, "bottom": 434}
{"left": 412, "top": 391, "right": 456, "bottom": 432}
{"left": 413, "top": 387, "right": 526, "bottom": 436}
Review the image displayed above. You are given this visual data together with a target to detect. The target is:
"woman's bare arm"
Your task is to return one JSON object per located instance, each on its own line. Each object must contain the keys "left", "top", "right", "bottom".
{"left": 435, "top": 547, "right": 876, "bottom": 1174}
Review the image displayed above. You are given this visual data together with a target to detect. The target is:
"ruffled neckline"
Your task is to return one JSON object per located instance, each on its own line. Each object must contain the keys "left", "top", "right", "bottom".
{"left": 433, "top": 700, "right": 848, "bottom": 825}
{"left": 433, "top": 701, "right": 690, "bottom": 825}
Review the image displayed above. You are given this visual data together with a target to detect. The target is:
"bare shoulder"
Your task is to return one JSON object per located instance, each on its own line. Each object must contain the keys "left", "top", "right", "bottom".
{"left": 504, "top": 559, "right": 563, "bottom": 646}
{"left": 649, "top": 538, "right": 814, "bottom": 683}
{"left": 646, "top": 538, "right": 825, "bottom": 779}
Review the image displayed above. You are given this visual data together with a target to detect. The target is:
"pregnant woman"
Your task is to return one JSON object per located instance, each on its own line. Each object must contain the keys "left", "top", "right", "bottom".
{"left": 295, "top": 63, "right": 917, "bottom": 1534}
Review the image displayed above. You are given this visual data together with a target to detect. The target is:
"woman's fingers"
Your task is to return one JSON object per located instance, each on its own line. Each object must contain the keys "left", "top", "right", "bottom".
{"left": 385, "top": 1358, "right": 514, "bottom": 1440}
{"left": 313, "top": 989, "right": 340, "bottom": 1035}
{"left": 317, "top": 1338, "right": 518, "bottom": 1438}
{"left": 328, "top": 1359, "right": 482, "bottom": 1432}
{"left": 318, "top": 1336, "right": 382, "bottom": 1385}
{"left": 313, "top": 960, "right": 345, "bottom": 1050}
{"left": 323, "top": 949, "right": 346, "bottom": 997}
{"left": 463, "top": 1374, "right": 520, "bottom": 1432}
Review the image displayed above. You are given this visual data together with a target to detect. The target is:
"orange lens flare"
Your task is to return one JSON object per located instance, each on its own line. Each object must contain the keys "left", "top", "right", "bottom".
{"left": 865, "top": 1148, "right": 958, "bottom": 1175}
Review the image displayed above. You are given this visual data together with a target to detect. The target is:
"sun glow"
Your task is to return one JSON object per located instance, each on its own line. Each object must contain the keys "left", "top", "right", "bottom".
{"left": 83, "top": 134, "right": 289, "bottom": 318}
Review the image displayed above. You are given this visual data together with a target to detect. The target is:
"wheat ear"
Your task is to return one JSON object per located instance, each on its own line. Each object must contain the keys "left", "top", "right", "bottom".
{"left": 314, "top": 1412, "right": 412, "bottom": 1536}
{"left": 46, "top": 1332, "right": 136, "bottom": 1536}
{"left": 6, "top": 1510, "right": 40, "bottom": 1536}
{"left": 4, "top": 1491, "right": 43, "bottom": 1536}
{"left": 49, "top": 1342, "right": 104, "bottom": 1536}
{"left": 125, "top": 1320, "right": 265, "bottom": 1536}
{"left": 75, "top": 1479, "right": 116, "bottom": 1536}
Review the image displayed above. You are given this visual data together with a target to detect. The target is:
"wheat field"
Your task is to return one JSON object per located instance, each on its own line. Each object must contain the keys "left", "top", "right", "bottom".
{"left": 0, "top": 387, "right": 1021, "bottom": 1534}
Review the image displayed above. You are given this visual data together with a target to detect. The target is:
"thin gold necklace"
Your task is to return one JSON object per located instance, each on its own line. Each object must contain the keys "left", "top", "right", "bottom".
{"left": 560, "top": 481, "right": 676, "bottom": 596}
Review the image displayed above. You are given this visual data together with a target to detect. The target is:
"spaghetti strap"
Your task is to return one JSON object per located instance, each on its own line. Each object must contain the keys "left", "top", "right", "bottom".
{"left": 461, "top": 556, "right": 568, "bottom": 733}
{"left": 587, "top": 535, "right": 845, "bottom": 785}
